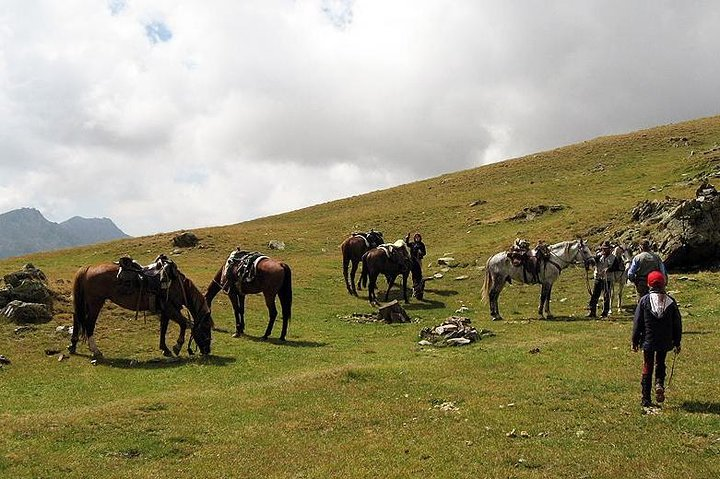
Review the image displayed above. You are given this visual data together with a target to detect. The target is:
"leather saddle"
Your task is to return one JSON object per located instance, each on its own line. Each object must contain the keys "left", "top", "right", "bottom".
{"left": 116, "top": 255, "right": 176, "bottom": 310}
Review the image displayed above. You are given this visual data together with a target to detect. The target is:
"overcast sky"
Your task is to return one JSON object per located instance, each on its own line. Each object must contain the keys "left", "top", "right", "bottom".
{"left": 1, "top": 1, "right": 718, "bottom": 236}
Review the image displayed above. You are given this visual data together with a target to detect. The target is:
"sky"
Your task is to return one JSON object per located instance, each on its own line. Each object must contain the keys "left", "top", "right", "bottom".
{"left": 1, "top": 1, "right": 719, "bottom": 236}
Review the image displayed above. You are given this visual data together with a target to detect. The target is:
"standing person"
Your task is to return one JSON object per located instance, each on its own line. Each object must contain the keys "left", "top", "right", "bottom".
{"left": 628, "top": 239, "right": 667, "bottom": 298}
{"left": 405, "top": 232, "right": 427, "bottom": 265}
{"left": 631, "top": 271, "right": 682, "bottom": 407}
{"left": 587, "top": 240, "right": 616, "bottom": 318}
{"left": 405, "top": 232, "right": 427, "bottom": 299}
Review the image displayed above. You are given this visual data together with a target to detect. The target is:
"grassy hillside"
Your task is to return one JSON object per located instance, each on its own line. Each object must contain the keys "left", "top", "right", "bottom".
{"left": 2, "top": 116, "right": 719, "bottom": 478}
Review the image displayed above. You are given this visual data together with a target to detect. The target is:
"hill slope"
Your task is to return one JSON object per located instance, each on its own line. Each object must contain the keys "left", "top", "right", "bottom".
{"left": 0, "top": 207, "right": 129, "bottom": 258}
{"left": 1, "top": 116, "right": 719, "bottom": 479}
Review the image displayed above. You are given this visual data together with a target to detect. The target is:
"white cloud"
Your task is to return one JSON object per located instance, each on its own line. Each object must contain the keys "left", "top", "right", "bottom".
{"left": 1, "top": 1, "right": 719, "bottom": 236}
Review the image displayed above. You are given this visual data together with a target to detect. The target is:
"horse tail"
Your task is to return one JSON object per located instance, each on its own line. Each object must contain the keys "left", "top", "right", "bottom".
{"left": 481, "top": 257, "right": 493, "bottom": 304}
{"left": 360, "top": 251, "right": 369, "bottom": 289}
{"left": 72, "top": 266, "right": 90, "bottom": 341}
{"left": 279, "top": 263, "right": 292, "bottom": 322}
{"left": 204, "top": 268, "right": 223, "bottom": 311}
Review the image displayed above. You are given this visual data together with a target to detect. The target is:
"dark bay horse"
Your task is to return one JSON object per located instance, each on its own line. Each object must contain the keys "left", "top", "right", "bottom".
{"left": 69, "top": 261, "right": 213, "bottom": 358}
{"left": 205, "top": 257, "right": 292, "bottom": 340}
{"left": 481, "top": 239, "right": 594, "bottom": 320}
{"left": 341, "top": 230, "right": 384, "bottom": 296}
{"left": 361, "top": 242, "right": 412, "bottom": 306}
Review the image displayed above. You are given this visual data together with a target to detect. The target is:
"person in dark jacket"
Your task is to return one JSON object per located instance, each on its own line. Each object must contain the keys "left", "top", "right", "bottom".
{"left": 631, "top": 270, "right": 682, "bottom": 407}
{"left": 405, "top": 232, "right": 427, "bottom": 299}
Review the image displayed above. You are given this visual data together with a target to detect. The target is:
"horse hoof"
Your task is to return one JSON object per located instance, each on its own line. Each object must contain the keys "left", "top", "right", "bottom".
{"left": 492, "top": 316, "right": 504, "bottom": 321}
{"left": 261, "top": 335, "right": 269, "bottom": 341}
{"left": 162, "top": 350, "right": 173, "bottom": 357}
{"left": 232, "top": 332, "right": 243, "bottom": 338}
{"left": 67, "top": 344, "right": 76, "bottom": 354}
{"left": 172, "top": 345, "right": 182, "bottom": 356}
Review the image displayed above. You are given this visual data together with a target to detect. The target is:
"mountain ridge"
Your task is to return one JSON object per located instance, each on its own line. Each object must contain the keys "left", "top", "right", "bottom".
{"left": 0, "top": 207, "right": 129, "bottom": 259}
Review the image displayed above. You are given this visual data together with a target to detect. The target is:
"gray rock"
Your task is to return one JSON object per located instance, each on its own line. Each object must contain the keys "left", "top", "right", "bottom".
{"left": 0, "top": 279, "right": 52, "bottom": 308}
{"left": 267, "top": 240, "right": 286, "bottom": 250}
{"left": 1, "top": 300, "right": 53, "bottom": 324}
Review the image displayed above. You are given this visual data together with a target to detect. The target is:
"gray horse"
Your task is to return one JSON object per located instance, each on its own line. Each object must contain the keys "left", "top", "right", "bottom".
{"left": 607, "top": 244, "right": 633, "bottom": 315}
{"left": 482, "top": 239, "right": 594, "bottom": 320}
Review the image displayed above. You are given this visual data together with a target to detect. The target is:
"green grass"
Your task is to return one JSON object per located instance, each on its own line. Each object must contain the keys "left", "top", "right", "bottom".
{"left": 1, "top": 116, "right": 720, "bottom": 478}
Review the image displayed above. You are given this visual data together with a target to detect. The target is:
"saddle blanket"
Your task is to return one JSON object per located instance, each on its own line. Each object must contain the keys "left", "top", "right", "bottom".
{"left": 353, "top": 233, "right": 370, "bottom": 248}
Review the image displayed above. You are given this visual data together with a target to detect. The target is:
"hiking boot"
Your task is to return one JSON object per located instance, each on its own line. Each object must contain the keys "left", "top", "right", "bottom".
{"left": 655, "top": 384, "right": 665, "bottom": 403}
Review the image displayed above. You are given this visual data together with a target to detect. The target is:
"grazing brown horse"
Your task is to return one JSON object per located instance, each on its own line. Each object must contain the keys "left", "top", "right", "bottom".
{"left": 341, "top": 230, "right": 385, "bottom": 296}
{"left": 361, "top": 243, "right": 412, "bottom": 305}
{"left": 69, "top": 261, "right": 213, "bottom": 358}
{"left": 205, "top": 257, "right": 292, "bottom": 340}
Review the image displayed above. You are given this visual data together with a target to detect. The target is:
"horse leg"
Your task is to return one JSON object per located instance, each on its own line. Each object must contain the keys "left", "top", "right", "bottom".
{"left": 343, "top": 256, "right": 353, "bottom": 295}
{"left": 172, "top": 314, "right": 187, "bottom": 356}
{"left": 538, "top": 284, "right": 547, "bottom": 318}
{"left": 490, "top": 276, "right": 506, "bottom": 321}
{"left": 231, "top": 291, "right": 246, "bottom": 338}
{"left": 402, "top": 272, "right": 409, "bottom": 304}
{"left": 350, "top": 260, "right": 360, "bottom": 295}
{"left": 159, "top": 312, "right": 173, "bottom": 357}
{"left": 262, "top": 292, "right": 278, "bottom": 340}
{"left": 384, "top": 274, "right": 397, "bottom": 301}
{"left": 544, "top": 284, "right": 554, "bottom": 319}
{"left": 368, "top": 273, "right": 378, "bottom": 305}
{"left": 84, "top": 302, "right": 104, "bottom": 358}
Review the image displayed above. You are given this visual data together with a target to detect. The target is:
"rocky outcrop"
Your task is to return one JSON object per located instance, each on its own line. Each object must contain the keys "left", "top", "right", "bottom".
{"left": 614, "top": 190, "right": 720, "bottom": 271}
{"left": 172, "top": 231, "right": 199, "bottom": 248}
{"left": 508, "top": 204, "right": 565, "bottom": 221}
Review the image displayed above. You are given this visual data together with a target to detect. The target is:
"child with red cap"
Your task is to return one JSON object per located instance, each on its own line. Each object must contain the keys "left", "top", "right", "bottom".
{"left": 632, "top": 270, "right": 682, "bottom": 407}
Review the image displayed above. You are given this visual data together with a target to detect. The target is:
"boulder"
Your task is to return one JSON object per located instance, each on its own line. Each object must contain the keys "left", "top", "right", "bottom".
{"left": 377, "top": 300, "right": 411, "bottom": 323}
{"left": 4, "top": 263, "right": 47, "bottom": 287}
{"left": 0, "top": 278, "right": 53, "bottom": 309}
{"left": 1, "top": 300, "right": 53, "bottom": 324}
{"left": 508, "top": 204, "right": 565, "bottom": 221}
{"left": 267, "top": 240, "right": 285, "bottom": 250}
{"left": 615, "top": 190, "right": 720, "bottom": 271}
{"left": 172, "top": 232, "right": 199, "bottom": 248}
{"left": 419, "top": 316, "right": 495, "bottom": 346}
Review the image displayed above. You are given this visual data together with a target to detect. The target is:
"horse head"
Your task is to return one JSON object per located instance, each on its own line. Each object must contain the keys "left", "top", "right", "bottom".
{"left": 178, "top": 273, "right": 213, "bottom": 355}
{"left": 368, "top": 230, "right": 385, "bottom": 247}
{"left": 191, "top": 310, "right": 213, "bottom": 355}
{"left": 576, "top": 238, "right": 595, "bottom": 270}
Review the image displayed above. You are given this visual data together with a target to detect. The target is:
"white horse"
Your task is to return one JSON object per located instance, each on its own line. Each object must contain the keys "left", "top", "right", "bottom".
{"left": 481, "top": 239, "right": 594, "bottom": 320}
{"left": 606, "top": 244, "right": 633, "bottom": 315}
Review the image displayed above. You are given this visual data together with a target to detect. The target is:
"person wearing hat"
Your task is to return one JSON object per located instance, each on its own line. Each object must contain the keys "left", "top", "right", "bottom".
{"left": 628, "top": 239, "right": 667, "bottom": 299}
{"left": 632, "top": 270, "right": 682, "bottom": 407}
{"left": 587, "top": 240, "right": 616, "bottom": 318}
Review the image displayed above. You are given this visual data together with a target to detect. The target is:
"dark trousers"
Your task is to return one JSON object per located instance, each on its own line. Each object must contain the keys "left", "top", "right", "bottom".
{"left": 588, "top": 278, "right": 611, "bottom": 316}
{"left": 641, "top": 349, "right": 668, "bottom": 404}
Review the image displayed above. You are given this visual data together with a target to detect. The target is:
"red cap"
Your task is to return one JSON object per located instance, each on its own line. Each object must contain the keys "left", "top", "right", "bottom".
{"left": 647, "top": 270, "right": 665, "bottom": 288}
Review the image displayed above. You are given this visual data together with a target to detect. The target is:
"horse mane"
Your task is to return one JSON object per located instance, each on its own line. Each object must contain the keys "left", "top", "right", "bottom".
{"left": 178, "top": 273, "right": 210, "bottom": 322}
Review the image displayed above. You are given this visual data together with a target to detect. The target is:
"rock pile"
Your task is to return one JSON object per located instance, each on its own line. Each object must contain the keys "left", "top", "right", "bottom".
{"left": 0, "top": 264, "right": 54, "bottom": 323}
{"left": 419, "top": 316, "right": 494, "bottom": 346}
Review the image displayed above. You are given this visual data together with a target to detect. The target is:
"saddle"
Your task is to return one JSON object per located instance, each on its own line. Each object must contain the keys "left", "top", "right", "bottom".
{"left": 221, "top": 250, "right": 268, "bottom": 290}
{"left": 507, "top": 240, "right": 550, "bottom": 284}
{"left": 352, "top": 229, "right": 384, "bottom": 248}
{"left": 377, "top": 241, "right": 412, "bottom": 271}
{"left": 115, "top": 254, "right": 176, "bottom": 312}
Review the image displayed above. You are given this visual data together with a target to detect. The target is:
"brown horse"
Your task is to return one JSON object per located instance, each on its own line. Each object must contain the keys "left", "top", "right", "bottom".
{"left": 361, "top": 245, "right": 412, "bottom": 305}
{"left": 69, "top": 261, "right": 213, "bottom": 359}
{"left": 205, "top": 257, "right": 292, "bottom": 340}
{"left": 341, "top": 230, "right": 384, "bottom": 296}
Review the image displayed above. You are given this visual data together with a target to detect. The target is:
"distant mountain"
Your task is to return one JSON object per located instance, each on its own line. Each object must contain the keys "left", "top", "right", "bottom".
{"left": 0, "top": 208, "right": 130, "bottom": 258}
